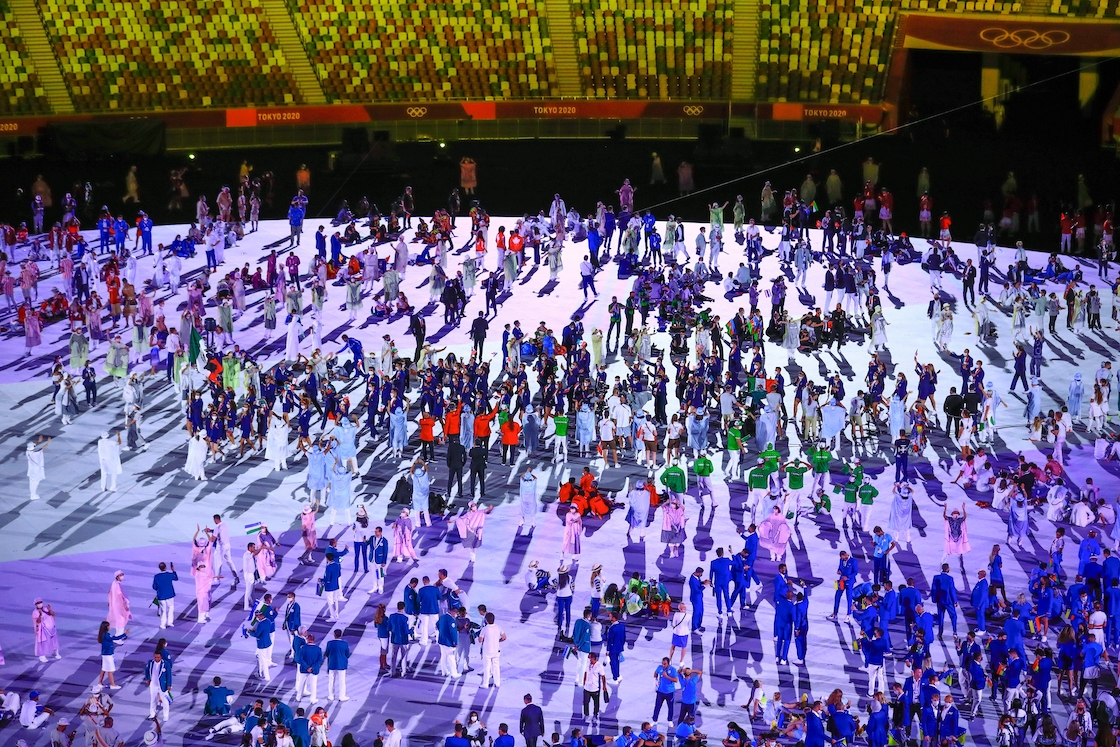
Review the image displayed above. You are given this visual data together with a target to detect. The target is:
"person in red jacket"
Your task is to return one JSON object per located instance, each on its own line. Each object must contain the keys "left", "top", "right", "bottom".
{"left": 500, "top": 413, "right": 522, "bottom": 466}
{"left": 418, "top": 410, "right": 437, "bottom": 461}
{"left": 473, "top": 400, "right": 499, "bottom": 447}
{"left": 444, "top": 400, "right": 463, "bottom": 444}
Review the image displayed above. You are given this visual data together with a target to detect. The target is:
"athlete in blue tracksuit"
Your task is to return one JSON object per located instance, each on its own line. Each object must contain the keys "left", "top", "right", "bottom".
{"left": 931, "top": 564, "right": 959, "bottom": 637}
{"left": 710, "top": 548, "right": 733, "bottom": 614}
{"left": 794, "top": 589, "right": 810, "bottom": 661}
{"left": 971, "top": 571, "right": 991, "bottom": 634}
{"left": 688, "top": 569, "right": 708, "bottom": 631}
{"left": 774, "top": 589, "right": 795, "bottom": 664}
{"left": 830, "top": 551, "right": 858, "bottom": 619}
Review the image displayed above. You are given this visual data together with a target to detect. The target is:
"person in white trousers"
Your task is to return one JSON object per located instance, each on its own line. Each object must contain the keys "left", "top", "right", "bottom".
{"left": 437, "top": 610, "right": 460, "bottom": 678}
{"left": 241, "top": 543, "right": 261, "bottom": 610}
{"left": 143, "top": 652, "right": 172, "bottom": 721}
{"left": 98, "top": 431, "right": 122, "bottom": 492}
{"left": 298, "top": 633, "right": 322, "bottom": 702}
{"left": 325, "top": 629, "right": 351, "bottom": 701}
{"left": 210, "top": 514, "right": 240, "bottom": 588}
{"left": 26, "top": 437, "right": 49, "bottom": 500}
{"left": 478, "top": 613, "right": 506, "bottom": 687}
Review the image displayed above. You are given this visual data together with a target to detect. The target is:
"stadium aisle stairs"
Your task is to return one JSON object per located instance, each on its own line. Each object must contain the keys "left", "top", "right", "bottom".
{"left": 731, "top": 0, "right": 757, "bottom": 100}
{"left": 261, "top": 0, "right": 327, "bottom": 104}
{"left": 12, "top": 0, "right": 73, "bottom": 113}
{"left": 543, "top": 0, "right": 583, "bottom": 97}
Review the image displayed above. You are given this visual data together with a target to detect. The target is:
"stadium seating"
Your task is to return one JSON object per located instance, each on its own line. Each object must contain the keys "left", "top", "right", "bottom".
{"left": 758, "top": 0, "right": 896, "bottom": 104}
{"left": 571, "top": 0, "right": 732, "bottom": 99}
{"left": 899, "top": 0, "right": 1020, "bottom": 11}
{"left": 36, "top": 0, "right": 302, "bottom": 112}
{"left": 0, "top": 0, "right": 49, "bottom": 114}
{"left": 287, "top": 0, "right": 557, "bottom": 102}
{"left": 1046, "top": 0, "right": 1116, "bottom": 15}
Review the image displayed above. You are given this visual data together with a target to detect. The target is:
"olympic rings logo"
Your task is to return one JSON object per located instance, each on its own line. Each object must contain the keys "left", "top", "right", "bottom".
{"left": 979, "top": 28, "right": 1070, "bottom": 50}
{"left": 406, "top": 106, "right": 428, "bottom": 118}
{"left": 682, "top": 105, "right": 705, "bottom": 116}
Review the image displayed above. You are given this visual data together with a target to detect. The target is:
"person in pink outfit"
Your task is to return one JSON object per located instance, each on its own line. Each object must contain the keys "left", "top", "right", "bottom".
{"left": 562, "top": 505, "right": 583, "bottom": 563}
{"left": 454, "top": 502, "right": 493, "bottom": 563}
{"left": 255, "top": 525, "right": 278, "bottom": 581}
{"left": 32, "top": 598, "right": 61, "bottom": 662}
{"left": 393, "top": 508, "right": 418, "bottom": 563}
{"left": 758, "top": 505, "right": 792, "bottom": 562}
{"left": 107, "top": 571, "right": 132, "bottom": 636}
{"left": 194, "top": 560, "right": 218, "bottom": 623}
{"left": 299, "top": 505, "right": 317, "bottom": 565}
{"left": 661, "top": 497, "right": 687, "bottom": 558}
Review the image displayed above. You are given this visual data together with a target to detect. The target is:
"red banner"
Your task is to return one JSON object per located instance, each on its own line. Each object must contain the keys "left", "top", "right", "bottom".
{"left": 901, "top": 13, "right": 1120, "bottom": 56}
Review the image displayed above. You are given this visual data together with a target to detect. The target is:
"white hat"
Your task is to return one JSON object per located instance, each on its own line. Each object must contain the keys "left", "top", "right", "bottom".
{"left": 144, "top": 730, "right": 159, "bottom": 744}
{"left": 91, "top": 684, "right": 103, "bottom": 693}
{"left": 26, "top": 441, "right": 35, "bottom": 449}
{"left": 58, "top": 718, "right": 69, "bottom": 726}
{"left": 102, "top": 431, "right": 111, "bottom": 439}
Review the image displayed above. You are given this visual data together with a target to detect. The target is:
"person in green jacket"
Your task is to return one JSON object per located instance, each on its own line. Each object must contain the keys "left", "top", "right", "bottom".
{"left": 551, "top": 413, "right": 569, "bottom": 463}
{"left": 726, "top": 420, "right": 745, "bottom": 481}
{"left": 781, "top": 458, "right": 811, "bottom": 522}
{"left": 693, "top": 452, "right": 716, "bottom": 508}
{"left": 834, "top": 475, "right": 861, "bottom": 530}
{"left": 661, "top": 462, "right": 687, "bottom": 496}
{"left": 857, "top": 481, "right": 879, "bottom": 528}
{"left": 808, "top": 441, "right": 833, "bottom": 493}
{"left": 747, "top": 457, "right": 770, "bottom": 523}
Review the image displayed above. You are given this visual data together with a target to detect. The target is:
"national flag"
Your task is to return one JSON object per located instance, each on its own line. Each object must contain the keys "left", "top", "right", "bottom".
{"left": 188, "top": 325, "right": 203, "bottom": 364}
{"left": 244, "top": 522, "right": 262, "bottom": 536}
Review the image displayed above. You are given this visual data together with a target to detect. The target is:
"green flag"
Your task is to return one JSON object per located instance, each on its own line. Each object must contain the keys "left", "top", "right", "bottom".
{"left": 188, "top": 326, "right": 202, "bottom": 365}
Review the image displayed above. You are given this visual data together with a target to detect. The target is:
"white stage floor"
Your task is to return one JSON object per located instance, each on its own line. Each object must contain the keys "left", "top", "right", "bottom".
{"left": 0, "top": 217, "right": 1117, "bottom": 746}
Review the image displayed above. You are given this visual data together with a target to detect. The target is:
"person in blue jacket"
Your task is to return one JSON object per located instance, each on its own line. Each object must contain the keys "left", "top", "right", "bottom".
{"left": 388, "top": 601, "right": 412, "bottom": 677}
{"left": 417, "top": 576, "right": 442, "bottom": 644}
{"left": 793, "top": 589, "right": 811, "bottom": 663}
{"left": 862, "top": 627, "right": 890, "bottom": 696}
{"left": 572, "top": 607, "right": 593, "bottom": 676}
{"left": 966, "top": 650, "right": 987, "bottom": 718}
{"left": 930, "top": 563, "right": 959, "bottom": 639}
{"left": 939, "top": 695, "right": 963, "bottom": 745}
{"left": 322, "top": 548, "right": 345, "bottom": 621}
{"left": 152, "top": 561, "right": 178, "bottom": 630}
{"left": 97, "top": 620, "right": 128, "bottom": 689}
{"left": 899, "top": 578, "right": 923, "bottom": 630}
{"left": 113, "top": 215, "right": 129, "bottom": 253}
{"left": 267, "top": 696, "right": 294, "bottom": 729}
{"left": 971, "top": 569, "right": 992, "bottom": 635}
{"left": 804, "top": 701, "right": 828, "bottom": 747}
{"left": 605, "top": 612, "right": 626, "bottom": 682}
{"left": 203, "top": 676, "right": 235, "bottom": 716}
{"left": 773, "top": 589, "right": 795, "bottom": 665}
{"left": 136, "top": 211, "right": 153, "bottom": 255}
{"left": 829, "top": 551, "right": 858, "bottom": 621}
{"left": 436, "top": 608, "right": 459, "bottom": 678}
{"left": 832, "top": 705, "right": 857, "bottom": 746}
{"left": 370, "top": 526, "right": 390, "bottom": 594}
{"left": 773, "top": 563, "right": 791, "bottom": 605}
{"left": 297, "top": 631, "right": 323, "bottom": 701}
{"left": 880, "top": 580, "right": 900, "bottom": 648}
{"left": 688, "top": 567, "right": 709, "bottom": 632}
{"left": 97, "top": 210, "right": 113, "bottom": 253}
{"left": 282, "top": 592, "right": 301, "bottom": 660}
{"left": 289, "top": 201, "right": 306, "bottom": 246}
{"left": 710, "top": 548, "right": 733, "bottom": 614}
{"left": 919, "top": 692, "right": 941, "bottom": 747}
{"left": 290, "top": 707, "right": 312, "bottom": 747}
{"left": 866, "top": 695, "right": 890, "bottom": 747}
{"left": 1030, "top": 647, "right": 1054, "bottom": 714}
{"left": 249, "top": 608, "right": 275, "bottom": 683}
{"left": 325, "top": 629, "right": 351, "bottom": 701}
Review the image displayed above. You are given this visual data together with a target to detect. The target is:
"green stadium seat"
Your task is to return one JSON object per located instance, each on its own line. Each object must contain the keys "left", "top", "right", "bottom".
{"left": 36, "top": 0, "right": 305, "bottom": 111}
{"left": 0, "top": 0, "right": 50, "bottom": 114}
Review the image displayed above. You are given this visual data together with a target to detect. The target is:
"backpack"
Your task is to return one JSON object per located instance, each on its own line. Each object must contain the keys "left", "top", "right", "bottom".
{"left": 390, "top": 477, "right": 413, "bottom": 505}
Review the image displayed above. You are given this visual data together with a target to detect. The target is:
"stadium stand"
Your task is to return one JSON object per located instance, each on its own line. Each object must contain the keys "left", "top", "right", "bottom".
{"left": 899, "top": 0, "right": 1020, "bottom": 11}
{"left": 0, "top": 0, "right": 49, "bottom": 114}
{"left": 758, "top": 0, "right": 897, "bottom": 104}
{"left": 1046, "top": 0, "right": 1117, "bottom": 16}
{"left": 35, "top": 0, "right": 303, "bottom": 112}
{"left": 571, "top": 0, "right": 732, "bottom": 99}
{"left": 286, "top": 0, "right": 558, "bottom": 102}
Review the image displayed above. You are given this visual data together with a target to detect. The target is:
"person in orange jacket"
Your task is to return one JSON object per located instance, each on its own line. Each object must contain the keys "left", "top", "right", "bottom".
{"left": 500, "top": 413, "right": 522, "bottom": 466}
